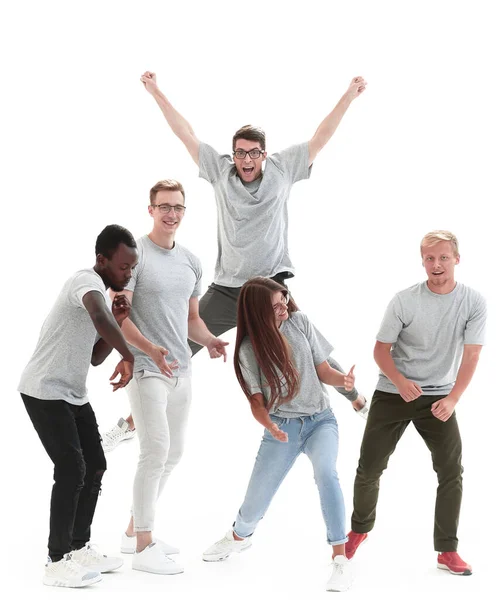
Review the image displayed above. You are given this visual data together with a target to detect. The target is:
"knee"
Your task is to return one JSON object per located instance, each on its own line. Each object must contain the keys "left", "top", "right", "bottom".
{"left": 356, "top": 457, "right": 386, "bottom": 483}
{"left": 54, "top": 452, "right": 86, "bottom": 489}
{"left": 138, "top": 441, "right": 169, "bottom": 473}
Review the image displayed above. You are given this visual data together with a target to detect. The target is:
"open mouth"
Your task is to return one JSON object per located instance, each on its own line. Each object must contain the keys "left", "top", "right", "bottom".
{"left": 242, "top": 167, "right": 254, "bottom": 176}
{"left": 432, "top": 271, "right": 444, "bottom": 276}
{"left": 163, "top": 221, "right": 177, "bottom": 226}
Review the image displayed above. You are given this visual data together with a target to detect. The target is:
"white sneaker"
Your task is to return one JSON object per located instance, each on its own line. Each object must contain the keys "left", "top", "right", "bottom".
{"left": 43, "top": 554, "right": 102, "bottom": 588}
{"left": 132, "top": 542, "right": 184, "bottom": 575}
{"left": 121, "top": 532, "right": 180, "bottom": 555}
{"left": 71, "top": 543, "right": 123, "bottom": 572}
{"left": 326, "top": 555, "right": 354, "bottom": 592}
{"left": 202, "top": 529, "right": 252, "bottom": 562}
{"left": 102, "top": 418, "right": 135, "bottom": 453}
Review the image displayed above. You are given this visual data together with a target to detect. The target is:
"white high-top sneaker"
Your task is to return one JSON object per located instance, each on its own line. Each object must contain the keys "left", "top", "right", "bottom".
{"left": 43, "top": 554, "right": 102, "bottom": 588}
{"left": 326, "top": 555, "right": 354, "bottom": 592}
{"left": 202, "top": 529, "right": 252, "bottom": 562}
{"left": 71, "top": 543, "right": 123, "bottom": 572}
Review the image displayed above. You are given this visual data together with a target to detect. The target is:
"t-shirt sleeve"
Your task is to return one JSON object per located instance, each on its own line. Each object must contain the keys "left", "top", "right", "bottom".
{"left": 198, "top": 142, "right": 232, "bottom": 184}
{"left": 191, "top": 256, "right": 203, "bottom": 298}
{"left": 238, "top": 341, "right": 263, "bottom": 395}
{"left": 272, "top": 142, "right": 312, "bottom": 184}
{"left": 376, "top": 295, "right": 404, "bottom": 343}
{"left": 296, "top": 313, "right": 334, "bottom": 366}
{"left": 464, "top": 294, "right": 487, "bottom": 345}
{"left": 70, "top": 272, "right": 106, "bottom": 308}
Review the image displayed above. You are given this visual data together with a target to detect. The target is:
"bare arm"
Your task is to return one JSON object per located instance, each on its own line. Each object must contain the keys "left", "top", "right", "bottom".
{"left": 83, "top": 291, "right": 133, "bottom": 365}
{"left": 308, "top": 76, "right": 366, "bottom": 166}
{"left": 249, "top": 393, "right": 287, "bottom": 442}
{"left": 91, "top": 294, "right": 132, "bottom": 365}
{"left": 140, "top": 71, "right": 200, "bottom": 165}
{"left": 316, "top": 360, "right": 355, "bottom": 389}
{"left": 431, "top": 345, "right": 483, "bottom": 422}
{"left": 374, "top": 341, "right": 423, "bottom": 402}
{"left": 188, "top": 297, "right": 228, "bottom": 361}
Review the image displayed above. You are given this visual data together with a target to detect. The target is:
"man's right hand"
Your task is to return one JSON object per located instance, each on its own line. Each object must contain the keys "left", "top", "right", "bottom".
{"left": 148, "top": 344, "right": 179, "bottom": 378}
{"left": 110, "top": 359, "right": 134, "bottom": 391}
{"left": 396, "top": 377, "right": 423, "bottom": 402}
{"left": 140, "top": 71, "right": 158, "bottom": 94}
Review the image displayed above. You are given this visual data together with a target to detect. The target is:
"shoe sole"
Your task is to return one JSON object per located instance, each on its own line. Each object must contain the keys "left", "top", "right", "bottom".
{"left": 437, "top": 563, "right": 472, "bottom": 576}
{"left": 43, "top": 574, "right": 102, "bottom": 587}
{"left": 132, "top": 564, "right": 184, "bottom": 575}
{"left": 202, "top": 543, "right": 252, "bottom": 562}
{"left": 346, "top": 536, "right": 368, "bottom": 561}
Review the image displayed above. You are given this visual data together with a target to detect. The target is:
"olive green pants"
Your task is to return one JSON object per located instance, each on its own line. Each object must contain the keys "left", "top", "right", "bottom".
{"left": 351, "top": 390, "right": 463, "bottom": 552}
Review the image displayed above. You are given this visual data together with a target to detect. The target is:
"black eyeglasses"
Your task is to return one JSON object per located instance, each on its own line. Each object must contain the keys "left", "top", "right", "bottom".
{"left": 233, "top": 148, "right": 265, "bottom": 160}
{"left": 151, "top": 204, "right": 186, "bottom": 214}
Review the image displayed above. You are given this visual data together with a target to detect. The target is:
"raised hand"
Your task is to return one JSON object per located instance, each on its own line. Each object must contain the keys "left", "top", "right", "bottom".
{"left": 112, "top": 294, "right": 131, "bottom": 325}
{"left": 140, "top": 71, "right": 158, "bottom": 94}
{"left": 346, "top": 76, "right": 367, "bottom": 101}
{"left": 344, "top": 365, "right": 356, "bottom": 391}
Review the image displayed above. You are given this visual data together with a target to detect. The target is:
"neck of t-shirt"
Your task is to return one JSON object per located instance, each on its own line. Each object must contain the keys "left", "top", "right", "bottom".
{"left": 425, "top": 279, "right": 458, "bottom": 296}
{"left": 147, "top": 231, "right": 176, "bottom": 251}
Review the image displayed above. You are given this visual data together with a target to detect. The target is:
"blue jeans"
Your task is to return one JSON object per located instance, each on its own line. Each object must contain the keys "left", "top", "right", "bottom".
{"left": 234, "top": 408, "right": 348, "bottom": 546}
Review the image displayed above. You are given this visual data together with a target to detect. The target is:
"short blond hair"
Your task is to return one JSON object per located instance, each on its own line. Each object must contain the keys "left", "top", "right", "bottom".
{"left": 149, "top": 179, "right": 185, "bottom": 204}
{"left": 420, "top": 230, "right": 459, "bottom": 257}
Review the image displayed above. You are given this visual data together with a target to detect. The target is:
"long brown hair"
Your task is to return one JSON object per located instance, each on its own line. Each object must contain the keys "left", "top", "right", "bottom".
{"left": 234, "top": 277, "right": 300, "bottom": 408}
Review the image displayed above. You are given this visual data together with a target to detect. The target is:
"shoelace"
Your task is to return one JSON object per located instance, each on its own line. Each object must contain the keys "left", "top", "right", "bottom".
{"left": 104, "top": 425, "right": 126, "bottom": 443}
{"left": 61, "top": 554, "right": 86, "bottom": 575}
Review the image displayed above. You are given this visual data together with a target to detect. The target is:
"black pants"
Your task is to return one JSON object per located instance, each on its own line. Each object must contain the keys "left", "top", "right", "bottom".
{"left": 22, "top": 394, "right": 107, "bottom": 561}
{"left": 351, "top": 390, "right": 463, "bottom": 551}
{"left": 189, "top": 275, "right": 358, "bottom": 401}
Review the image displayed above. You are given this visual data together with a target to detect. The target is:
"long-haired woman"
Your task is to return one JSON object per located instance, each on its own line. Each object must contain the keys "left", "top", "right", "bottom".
{"left": 202, "top": 277, "right": 356, "bottom": 592}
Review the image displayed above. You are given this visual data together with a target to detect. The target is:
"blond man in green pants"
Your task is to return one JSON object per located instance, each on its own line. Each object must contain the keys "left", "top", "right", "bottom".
{"left": 346, "top": 230, "right": 486, "bottom": 576}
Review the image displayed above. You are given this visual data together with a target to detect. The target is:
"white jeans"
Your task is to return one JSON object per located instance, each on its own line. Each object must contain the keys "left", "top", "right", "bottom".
{"left": 127, "top": 370, "right": 192, "bottom": 532}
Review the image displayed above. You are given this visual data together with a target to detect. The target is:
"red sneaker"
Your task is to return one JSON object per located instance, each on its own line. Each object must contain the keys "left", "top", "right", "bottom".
{"left": 437, "top": 552, "right": 472, "bottom": 576}
{"left": 345, "top": 531, "right": 368, "bottom": 560}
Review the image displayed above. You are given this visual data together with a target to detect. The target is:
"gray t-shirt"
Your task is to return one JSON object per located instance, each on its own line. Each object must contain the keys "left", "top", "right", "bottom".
{"left": 199, "top": 142, "right": 312, "bottom": 287}
{"left": 238, "top": 312, "right": 333, "bottom": 417}
{"left": 376, "top": 281, "right": 487, "bottom": 394}
{"left": 18, "top": 268, "right": 109, "bottom": 406}
{"left": 126, "top": 235, "right": 202, "bottom": 376}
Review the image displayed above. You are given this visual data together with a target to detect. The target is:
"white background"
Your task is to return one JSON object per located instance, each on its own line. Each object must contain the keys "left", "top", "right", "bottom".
{"left": 1, "top": 1, "right": 501, "bottom": 598}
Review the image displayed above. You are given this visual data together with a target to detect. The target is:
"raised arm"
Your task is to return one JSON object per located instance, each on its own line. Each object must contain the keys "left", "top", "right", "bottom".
{"left": 109, "top": 289, "right": 178, "bottom": 378}
{"left": 308, "top": 76, "right": 366, "bottom": 166}
{"left": 140, "top": 71, "right": 200, "bottom": 165}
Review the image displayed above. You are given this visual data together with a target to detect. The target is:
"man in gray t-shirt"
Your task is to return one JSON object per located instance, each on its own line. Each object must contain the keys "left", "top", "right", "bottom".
{"left": 110, "top": 179, "right": 227, "bottom": 576}
{"left": 137, "top": 70, "right": 367, "bottom": 411}
{"left": 345, "top": 231, "right": 487, "bottom": 577}
{"left": 18, "top": 225, "right": 138, "bottom": 587}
